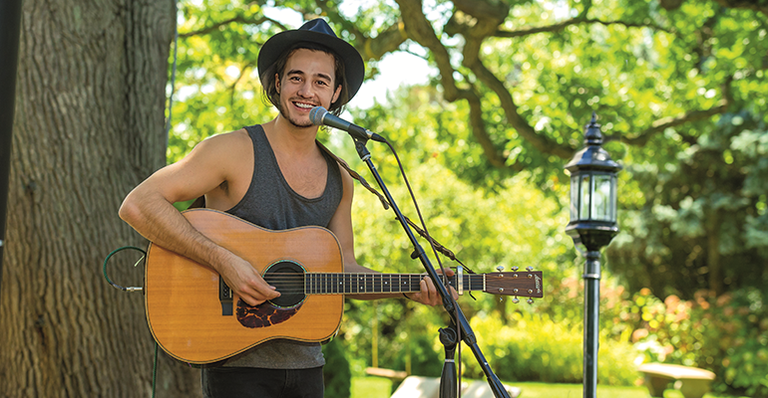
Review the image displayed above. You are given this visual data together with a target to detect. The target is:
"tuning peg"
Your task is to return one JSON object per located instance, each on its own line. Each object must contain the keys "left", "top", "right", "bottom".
{"left": 526, "top": 266, "right": 534, "bottom": 271}
{"left": 496, "top": 266, "right": 504, "bottom": 272}
{"left": 511, "top": 266, "right": 519, "bottom": 271}
{"left": 527, "top": 298, "right": 534, "bottom": 304}
{"left": 512, "top": 297, "right": 520, "bottom": 304}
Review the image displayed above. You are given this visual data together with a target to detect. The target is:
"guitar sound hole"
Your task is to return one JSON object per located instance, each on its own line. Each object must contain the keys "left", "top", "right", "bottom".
{"left": 263, "top": 261, "right": 306, "bottom": 308}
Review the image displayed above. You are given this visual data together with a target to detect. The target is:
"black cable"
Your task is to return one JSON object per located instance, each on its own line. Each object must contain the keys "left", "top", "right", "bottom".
{"left": 102, "top": 246, "right": 145, "bottom": 292}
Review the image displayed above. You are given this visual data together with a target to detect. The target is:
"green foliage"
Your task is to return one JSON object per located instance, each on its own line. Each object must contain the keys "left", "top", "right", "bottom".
{"left": 323, "top": 338, "right": 352, "bottom": 398}
{"left": 462, "top": 312, "right": 640, "bottom": 386}
{"left": 607, "top": 112, "right": 768, "bottom": 298}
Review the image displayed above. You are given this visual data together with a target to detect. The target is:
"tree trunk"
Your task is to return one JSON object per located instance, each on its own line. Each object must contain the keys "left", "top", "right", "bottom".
{"left": 0, "top": 1, "right": 201, "bottom": 396}
{"left": 707, "top": 208, "right": 723, "bottom": 296}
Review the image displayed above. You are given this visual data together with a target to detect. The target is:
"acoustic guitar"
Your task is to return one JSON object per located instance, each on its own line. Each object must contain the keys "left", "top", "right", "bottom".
{"left": 144, "top": 209, "right": 544, "bottom": 364}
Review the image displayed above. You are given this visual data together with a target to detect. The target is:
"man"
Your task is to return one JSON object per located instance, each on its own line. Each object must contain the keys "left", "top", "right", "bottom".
{"left": 120, "top": 19, "right": 455, "bottom": 397}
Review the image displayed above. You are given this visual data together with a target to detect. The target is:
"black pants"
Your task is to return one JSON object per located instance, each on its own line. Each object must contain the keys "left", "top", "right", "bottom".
{"left": 202, "top": 366, "right": 324, "bottom": 398}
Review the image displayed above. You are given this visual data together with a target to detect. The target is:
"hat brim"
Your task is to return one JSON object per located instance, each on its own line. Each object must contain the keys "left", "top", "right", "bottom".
{"left": 257, "top": 29, "right": 365, "bottom": 104}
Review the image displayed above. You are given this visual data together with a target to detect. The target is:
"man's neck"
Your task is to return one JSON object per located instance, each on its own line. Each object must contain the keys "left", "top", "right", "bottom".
{"left": 265, "top": 116, "right": 320, "bottom": 157}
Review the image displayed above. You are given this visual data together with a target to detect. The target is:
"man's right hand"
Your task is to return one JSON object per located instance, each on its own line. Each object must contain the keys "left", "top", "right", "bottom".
{"left": 218, "top": 256, "right": 281, "bottom": 306}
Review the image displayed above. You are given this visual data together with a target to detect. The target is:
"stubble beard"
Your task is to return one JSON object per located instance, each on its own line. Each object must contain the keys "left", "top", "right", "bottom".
{"left": 278, "top": 98, "right": 314, "bottom": 129}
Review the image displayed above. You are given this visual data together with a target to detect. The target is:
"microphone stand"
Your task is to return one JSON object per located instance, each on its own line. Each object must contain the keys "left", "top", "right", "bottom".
{"left": 352, "top": 138, "right": 510, "bottom": 398}
{"left": 439, "top": 323, "right": 458, "bottom": 398}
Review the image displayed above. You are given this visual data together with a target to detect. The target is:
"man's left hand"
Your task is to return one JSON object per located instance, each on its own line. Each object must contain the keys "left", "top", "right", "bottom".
{"left": 405, "top": 268, "right": 459, "bottom": 306}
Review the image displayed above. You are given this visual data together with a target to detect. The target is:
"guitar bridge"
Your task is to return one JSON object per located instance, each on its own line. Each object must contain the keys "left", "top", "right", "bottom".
{"left": 219, "top": 277, "right": 233, "bottom": 316}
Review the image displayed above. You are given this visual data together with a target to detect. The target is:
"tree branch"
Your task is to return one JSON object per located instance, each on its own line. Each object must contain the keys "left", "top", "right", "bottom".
{"left": 494, "top": 17, "right": 672, "bottom": 38}
{"left": 180, "top": 15, "right": 286, "bottom": 38}
{"left": 452, "top": 1, "right": 576, "bottom": 160}
{"left": 606, "top": 99, "right": 729, "bottom": 145}
{"left": 314, "top": 2, "right": 407, "bottom": 62}
{"left": 394, "top": 0, "right": 460, "bottom": 101}
{"left": 711, "top": 0, "right": 768, "bottom": 17}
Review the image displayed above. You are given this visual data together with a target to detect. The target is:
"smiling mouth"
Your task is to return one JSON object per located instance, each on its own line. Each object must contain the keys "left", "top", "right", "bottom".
{"left": 292, "top": 101, "right": 316, "bottom": 111}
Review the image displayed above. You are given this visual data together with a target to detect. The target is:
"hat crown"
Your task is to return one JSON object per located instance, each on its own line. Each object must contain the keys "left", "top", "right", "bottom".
{"left": 299, "top": 19, "right": 337, "bottom": 38}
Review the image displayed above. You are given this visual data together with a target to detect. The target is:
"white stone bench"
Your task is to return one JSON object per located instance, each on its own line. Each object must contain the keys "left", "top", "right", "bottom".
{"left": 366, "top": 367, "right": 409, "bottom": 382}
{"left": 638, "top": 363, "right": 716, "bottom": 398}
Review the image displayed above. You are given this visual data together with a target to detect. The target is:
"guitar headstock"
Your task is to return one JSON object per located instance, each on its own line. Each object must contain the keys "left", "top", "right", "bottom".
{"left": 485, "top": 266, "right": 543, "bottom": 303}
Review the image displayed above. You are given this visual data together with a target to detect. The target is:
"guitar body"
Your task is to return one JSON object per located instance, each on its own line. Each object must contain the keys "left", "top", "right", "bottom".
{"left": 144, "top": 209, "right": 344, "bottom": 364}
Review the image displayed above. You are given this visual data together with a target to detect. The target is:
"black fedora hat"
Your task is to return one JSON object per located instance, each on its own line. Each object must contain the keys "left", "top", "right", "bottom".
{"left": 257, "top": 18, "right": 365, "bottom": 104}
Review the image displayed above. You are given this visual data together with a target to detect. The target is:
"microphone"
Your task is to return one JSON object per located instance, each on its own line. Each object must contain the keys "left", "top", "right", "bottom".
{"left": 309, "top": 106, "right": 385, "bottom": 143}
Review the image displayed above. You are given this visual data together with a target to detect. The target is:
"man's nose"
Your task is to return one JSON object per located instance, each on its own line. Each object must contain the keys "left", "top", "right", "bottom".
{"left": 297, "top": 80, "right": 313, "bottom": 97}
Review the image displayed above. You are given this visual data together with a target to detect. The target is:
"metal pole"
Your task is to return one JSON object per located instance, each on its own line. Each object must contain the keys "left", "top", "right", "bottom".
{"left": 583, "top": 250, "right": 601, "bottom": 398}
{"left": 0, "top": 0, "right": 23, "bottom": 290}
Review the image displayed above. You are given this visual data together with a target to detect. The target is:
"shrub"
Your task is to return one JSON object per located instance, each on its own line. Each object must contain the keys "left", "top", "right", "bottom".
{"left": 462, "top": 312, "right": 640, "bottom": 386}
{"left": 323, "top": 338, "right": 352, "bottom": 398}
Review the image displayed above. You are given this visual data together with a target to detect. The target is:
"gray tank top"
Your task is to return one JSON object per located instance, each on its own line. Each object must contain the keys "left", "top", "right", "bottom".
{"left": 223, "top": 124, "right": 342, "bottom": 369}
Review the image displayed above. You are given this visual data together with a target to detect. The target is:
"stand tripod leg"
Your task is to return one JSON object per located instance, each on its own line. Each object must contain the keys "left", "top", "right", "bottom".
{"left": 439, "top": 325, "right": 458, "bottom": 398}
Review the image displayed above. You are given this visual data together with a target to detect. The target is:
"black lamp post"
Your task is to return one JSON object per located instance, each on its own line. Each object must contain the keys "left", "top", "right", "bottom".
{"left": 564, "top": 113, "right": 621, "bottom": 398}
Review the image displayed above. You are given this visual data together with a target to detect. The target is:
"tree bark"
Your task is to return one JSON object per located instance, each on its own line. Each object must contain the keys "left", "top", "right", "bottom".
{"left": 0, "top": 0, "right": 201, "bottom": 396}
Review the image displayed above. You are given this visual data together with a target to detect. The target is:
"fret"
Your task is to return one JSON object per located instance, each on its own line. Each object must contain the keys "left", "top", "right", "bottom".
{"left": 333, "top": 273, "right": 339, "bottom": 294}
{"left": 321, "top": 273, "right": 326, "bottom": 295}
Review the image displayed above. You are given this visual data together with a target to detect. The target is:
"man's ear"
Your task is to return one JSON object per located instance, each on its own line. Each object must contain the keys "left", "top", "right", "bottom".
{"left": 275, "top": 73, "right": 280, "bottom": 94}
{"left": 331, "top": 84, "right": 341, "bottom": 105}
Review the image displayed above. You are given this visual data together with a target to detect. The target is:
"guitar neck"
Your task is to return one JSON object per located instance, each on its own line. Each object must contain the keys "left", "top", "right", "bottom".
{"left": 305, "top": 273, "right": 481, "bottom": 295}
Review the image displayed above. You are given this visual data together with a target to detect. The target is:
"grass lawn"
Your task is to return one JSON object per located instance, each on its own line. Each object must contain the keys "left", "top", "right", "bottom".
{"left": 351, "top": 376, "right": 750, "bottom": 398}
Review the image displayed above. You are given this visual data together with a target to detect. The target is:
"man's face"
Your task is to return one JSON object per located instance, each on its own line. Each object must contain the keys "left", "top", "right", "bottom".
{"left": 276, "top": 48, "right": 341, "bottom": 128}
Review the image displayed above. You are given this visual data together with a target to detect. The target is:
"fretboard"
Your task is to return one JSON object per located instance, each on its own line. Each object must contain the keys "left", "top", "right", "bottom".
{"left": 304, "top": 273, "right": 484, "bottom": 295}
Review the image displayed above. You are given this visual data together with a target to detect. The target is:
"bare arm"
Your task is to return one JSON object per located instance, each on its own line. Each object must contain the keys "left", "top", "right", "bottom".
{"left": 327, "top": 166, "right": 456, "bottom": 305}
{"left": 119, "top": 131, "right": 279, "bottom": 306}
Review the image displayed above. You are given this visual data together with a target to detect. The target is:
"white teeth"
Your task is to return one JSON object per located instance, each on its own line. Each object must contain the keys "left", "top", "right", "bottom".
{"left": 294, "top": 102, "right": 314, "bottom": 109}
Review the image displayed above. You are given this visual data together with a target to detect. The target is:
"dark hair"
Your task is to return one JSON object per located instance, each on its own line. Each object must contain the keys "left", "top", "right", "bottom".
{"left": 260, "top": 42, "right": 349, "bottom": 116}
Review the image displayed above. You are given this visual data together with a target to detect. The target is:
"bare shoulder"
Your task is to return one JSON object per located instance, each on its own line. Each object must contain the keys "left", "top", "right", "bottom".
{"left": 193, "top": 128, "right": 251, "bottom": 157}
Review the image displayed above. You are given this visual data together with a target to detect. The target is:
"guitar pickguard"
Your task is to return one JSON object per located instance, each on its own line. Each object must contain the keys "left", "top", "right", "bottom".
{"left": 236, "top": 299, "right": 302, "bottom": 329}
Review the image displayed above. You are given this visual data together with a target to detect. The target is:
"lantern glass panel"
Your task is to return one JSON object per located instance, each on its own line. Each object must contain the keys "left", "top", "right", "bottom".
{"left": 570, "top": 174, "right": 579, "bottom": 220}
{"left": 580, "top": 174, "right": 591, "bottom": 220}
{"left": 592, "top": 174, "right": 613, "bottom": 221}
{"left": 610, "top": 175, "right": 617, "bottom": 222}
